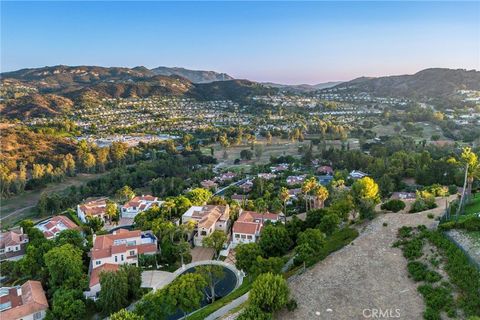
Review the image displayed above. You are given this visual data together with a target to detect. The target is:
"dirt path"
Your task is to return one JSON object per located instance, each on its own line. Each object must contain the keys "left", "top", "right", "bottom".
{"left": 278, "top": 196, "right": 455, "bottom": 320}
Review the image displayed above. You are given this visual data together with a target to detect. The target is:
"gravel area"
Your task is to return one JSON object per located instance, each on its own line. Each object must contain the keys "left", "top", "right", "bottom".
{"left": 277, "top": 197, "right": 454, "bottom": 320}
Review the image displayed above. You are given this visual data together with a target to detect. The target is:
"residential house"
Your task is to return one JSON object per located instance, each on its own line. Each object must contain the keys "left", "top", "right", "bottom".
{"left": 270, "top": 163, "right": 289, "bottom": 173}
{"left": 287, "top": 188, "right": 302, "bottom": 204}
{"left": 257, "top": 173, "right": 276, "bottom": 180}
{"left": 0, "top": 280, "right": 49, "bottom": 320}
{"left": 349, "top": 170, "right": 368, "bottom": 180}
{"left": 231, "top": 194, "right": 248, "bottom": 205}
{"left": 121, "top": 195, "right": 164, "bottom": 219}
{"left": 0, "top": 228, "right": 29, "bottom": 262}
{"left": 318, "top": 175, "right": 334, "bottom": 186}
{"left": 182, "top": 205, "right": 230, "bottom": 246}
{"left": 239, "top": 180, "right": 253, "bottom": 193}
{"left": 286, "top": 174, "right": 307, "bottom": 186}
{"left": 317, "top": 165, "right": 333, "bottom": 175}
{"left": 391, "top": 192, "right": 416, "bottom": 200}
{"left": 232, "top": 211, "right": 280, "bottom": 245}
{"left": 216, "top": 172, "right": 236, "bottom": 183}
{"left": 34, "top": 215, "right": 80, "bottom": 240}
{"left": 86, "top": 229, "right": 157, "bottom": 299}
{"left": 200, "top": 180, "right": 218, "bottom": 190}
{"left": 77, "top": 198, "right": 108, "bottom": 223}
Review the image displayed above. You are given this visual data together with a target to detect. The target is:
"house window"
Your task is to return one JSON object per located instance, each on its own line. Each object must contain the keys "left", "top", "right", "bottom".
{"left": 130, "top": 250, "right": 135, "bottom": 256}
{"left": 15, "top": 246, "right": 19, "bottom": 251}
{"left": 121, "top": 255, "right": 124, "bottom": 261}
{"left": 241, "top": 235, "right": 246, "bottom": 239}
{"left": 247, "top": 235, "right": 252, "bottom": 239}
{"left": 33, "top": 311, "right": 43, "bottom": 320}
{"left": 201, "top": 231, "right": 207, "bottom": 236}
{"left": 235, "top": 234, "right": 240, "bottom": 238}
{"left": 115, "top": 256, "right": 118, "bottom": 262}
{"left": 96, "top": 261, "right": 101, "bottom": 265}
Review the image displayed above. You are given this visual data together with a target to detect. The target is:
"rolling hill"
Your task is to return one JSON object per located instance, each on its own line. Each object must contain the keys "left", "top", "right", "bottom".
{"left": 150, "top": 66, "right": 234, "bottom": 83}
{"left": 263, "top": 81, "right": 343, "bottom": 93}
{"left": 329, "top": 68, "right": 480, "bottom": 100}
{"left": 0, "top": 65, "right": 273, "bottom": 119}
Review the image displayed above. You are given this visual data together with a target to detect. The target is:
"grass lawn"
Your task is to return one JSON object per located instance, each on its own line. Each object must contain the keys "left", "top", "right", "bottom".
{"left": 464, "top": 194, "right": 480, "bottom": 216}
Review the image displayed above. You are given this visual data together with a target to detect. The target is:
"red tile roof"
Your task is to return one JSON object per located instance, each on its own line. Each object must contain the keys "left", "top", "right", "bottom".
{"left": 91, "top": 229, "right": 156, "bottom": 260}
{"left": 232, "top": 221, "right": 260, "bottom": 235}
{"left": 0, "top": 229, "right": 28, "bottom": 248}
{"left": 0, "top": 280, "right": 48, "bottom": 319}
{"left": 89, "top": 263, "right": 119, "bottom": 287}
{"left": 233, "top": 211, "right": 280, "bottom": 235}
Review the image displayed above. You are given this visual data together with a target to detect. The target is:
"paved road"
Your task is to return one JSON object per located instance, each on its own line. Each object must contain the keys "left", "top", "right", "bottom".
{"left": 204, "top": 292, "right": 249, "bottom": 320}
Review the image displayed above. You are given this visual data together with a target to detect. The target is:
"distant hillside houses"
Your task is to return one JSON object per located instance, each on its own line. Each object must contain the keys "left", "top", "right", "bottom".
{"left": 349, "top": 170, "right": 368, "bottom": 179}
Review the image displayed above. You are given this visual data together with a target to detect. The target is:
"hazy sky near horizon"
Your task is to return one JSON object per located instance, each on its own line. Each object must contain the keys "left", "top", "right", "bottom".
{"left": 2, "top": 1, "right": 479, "bottom": 84}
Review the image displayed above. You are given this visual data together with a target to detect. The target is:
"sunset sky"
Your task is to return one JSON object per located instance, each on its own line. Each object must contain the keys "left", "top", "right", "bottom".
{"left": 2, "top": 1, "right": 479, "bottom": 84}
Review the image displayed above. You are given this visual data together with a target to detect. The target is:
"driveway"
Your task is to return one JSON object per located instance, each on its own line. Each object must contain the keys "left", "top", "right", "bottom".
{"left": 141, "top": 270, "right": 175, "bottom": 290}
{"left": 278, "top": 196, "right": 455, "bottom": 320}
{"left": 191, "top": 247, "right": 215, "bottom": 262}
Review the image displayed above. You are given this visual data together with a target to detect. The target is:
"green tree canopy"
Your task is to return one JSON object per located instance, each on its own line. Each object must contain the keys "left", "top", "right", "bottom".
{"left": 110, "top": 309, "right": 144, "bottom": 320}
{"left": 186, "top": 188, "right": 213, "bottom": 205}
{"left": 202, "top": 230, "right": 227, "bottom": 258}
{"left": 249, "top": 273, "right": 290, "bottom": 313}
{"left": 258, "top": 224, "right": 292, "bottom": 257}
{"left": 98, "top": 270, "right": 129, "bottom": 316}
{"left": 48, "top": 289, "right": 86, "bottom": 320}
{"left": 235, "top": 243, "right": 263, "bottom": 274}
{"left": 44, "top": 244, "right": 85, "bottom": 291}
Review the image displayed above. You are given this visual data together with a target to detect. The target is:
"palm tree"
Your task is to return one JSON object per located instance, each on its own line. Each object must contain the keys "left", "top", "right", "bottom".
{"left": 314, "top": 185, "right": 329, "bottom": 209}
{"left": 461, "top": 147, "right": 480, "bottom": 199}
{"left": 279, "top": 187, "right": 290, "bottom": 215}
{"left": 163, "top": 199, "right": 175, "bottom": 219}
{"left": 301, "top": 177, "right": 318, "bottom": 212}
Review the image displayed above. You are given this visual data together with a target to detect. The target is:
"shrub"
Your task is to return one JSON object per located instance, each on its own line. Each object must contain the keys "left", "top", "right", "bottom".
{"left": 438, "top": 221, "right": 455, "bottom": 231}
{"left": 427, "top": 213, "right": 434, "bottom": 219}
{"left": 381, "top": 199, "right": 406, "bottom": 212}
{"left": 286, "top": 299, "right": 298, "bottom": 312}
{"left": 402, "top": 238, "right": 424, "bottom": 260}
{"left": 237, "top": 305, "right": 272, "bottom": 320}
{"left": 249, "top": 273, "right": 289, "bottom": 313}
{"left": 398, "top": 226, "right": 413, "bottom": 239}
{"left": 423, "top": 307, "right": 441, "bottom": 320}
{"left": 459, "top": 216, "right": 480, "bottom": 231}
{"left": 424, "top": 184, "right": 449, "bottom": 197}
{"left": 448, "top": 185, "right": 458, "bottom": 195}
{"left": 407, "top": 261, "right": 429, "bottom": 281}
{"left": 417, "top": 284, "right": 454, "bottom": 313}
{"left": 383, "top": 222, "right": 388, "bottom": 227}
{"left": 410, "top": 191, "right": 437, "bottom": 213}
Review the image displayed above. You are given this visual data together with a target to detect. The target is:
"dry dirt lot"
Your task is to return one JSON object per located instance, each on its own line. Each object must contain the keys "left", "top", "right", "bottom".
{"left": 278, "top": 196, "right": 456, "bottom": 320}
